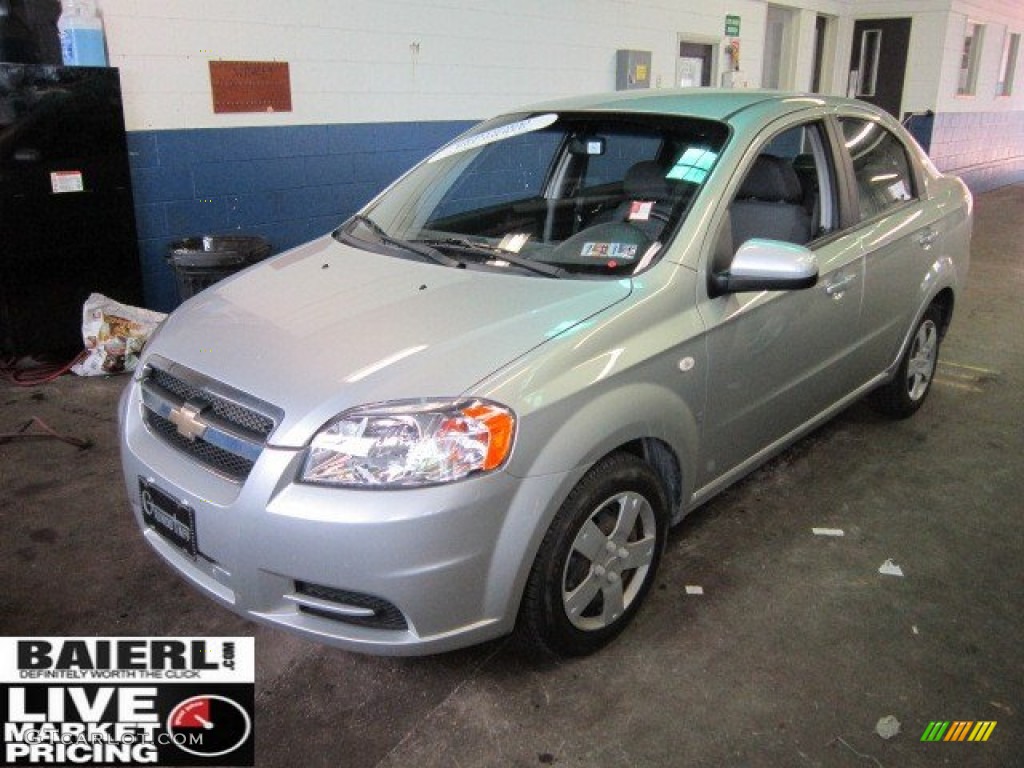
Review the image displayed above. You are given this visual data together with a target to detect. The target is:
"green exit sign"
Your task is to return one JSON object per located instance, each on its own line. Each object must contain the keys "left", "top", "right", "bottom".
{"left": 725, "top": 14, "right": 741, "bottom": 36}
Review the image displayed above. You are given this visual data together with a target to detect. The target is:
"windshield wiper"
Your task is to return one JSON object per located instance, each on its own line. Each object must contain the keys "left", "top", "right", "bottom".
{"left": 417, "top": 237, "right": 566, "bottom": 279}
{"left": 343, "top": 215, "right": 465, "bottom": 268}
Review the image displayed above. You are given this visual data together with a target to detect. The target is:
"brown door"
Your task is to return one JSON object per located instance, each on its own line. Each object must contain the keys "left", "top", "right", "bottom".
{"left": 849, "top": 18, "right": 911, "bottom": 118}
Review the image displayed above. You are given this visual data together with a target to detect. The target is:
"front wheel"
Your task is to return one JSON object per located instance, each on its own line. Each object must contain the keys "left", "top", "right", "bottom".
{"left": 869, "top": 304, "right": 942, "bottom": 419}
{"left": 518, "top": 452, "right": 668, "bottom": 657}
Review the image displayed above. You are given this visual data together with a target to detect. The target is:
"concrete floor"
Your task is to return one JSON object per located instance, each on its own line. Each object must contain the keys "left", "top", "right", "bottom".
{"left": 2, "top": 185, "right": 1022, "bottom": 768}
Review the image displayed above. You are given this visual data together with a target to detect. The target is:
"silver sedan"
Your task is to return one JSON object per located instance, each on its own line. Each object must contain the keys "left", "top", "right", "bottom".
{"left": 120, "top": 90, "right": 971, "bottom": 656}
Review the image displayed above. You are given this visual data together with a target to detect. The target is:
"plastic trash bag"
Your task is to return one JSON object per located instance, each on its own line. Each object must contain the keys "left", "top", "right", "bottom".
{"left": 72, "top": 293, "right": 166, "bottom": 376}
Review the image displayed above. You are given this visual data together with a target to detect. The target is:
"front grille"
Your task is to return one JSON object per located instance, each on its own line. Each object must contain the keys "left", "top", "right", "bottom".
{"left": 144, "top": 410, "right": 255, "bottom": 480}
{"left": 294, "top": 581, "right": 408, "bottom": 631}
{"left": 149, "top": 367, "right": 275, "bottom": 437}
{"left": 140, "top": 360, "right": 281, "bottom": 482}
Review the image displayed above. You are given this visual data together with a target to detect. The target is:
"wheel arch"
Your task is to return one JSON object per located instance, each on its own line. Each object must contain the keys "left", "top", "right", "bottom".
{"left": 930, "top": 286, "right": 955, "bottom": 340}
{"left": 507, "top": 380, "right": 699, "bottom": 522}
{"left": 487, "top": 385, "right": 699, "bottom": 633}
{"left": 886, "top": 281, "right": 957, "bottom": 381}
{"left": 619, "top": 437, "right": 685, "bottom": 526}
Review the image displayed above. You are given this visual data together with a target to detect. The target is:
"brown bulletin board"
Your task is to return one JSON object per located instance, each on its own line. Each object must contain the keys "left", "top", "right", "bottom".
{"left": 209, "top": 61, "right": 292, "bottom": 114}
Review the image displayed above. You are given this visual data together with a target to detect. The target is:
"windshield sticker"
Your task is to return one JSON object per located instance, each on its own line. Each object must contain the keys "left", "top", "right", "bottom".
{"left": 581, "top": 242, "right": 639, "bottom": 260}
{"left": 429, "top": 114, "right": 559, "bottom": 162}
{"left": 628, "top": 201, "right": 654, "bottom": 221}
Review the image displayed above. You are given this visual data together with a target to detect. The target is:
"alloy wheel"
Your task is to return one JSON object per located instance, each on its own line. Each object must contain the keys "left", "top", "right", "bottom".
{"left": 907, "top": 319, "right": 938, "bottom": 401}
{"left": 561, "top": 491, "right": 657, "bottom": 632}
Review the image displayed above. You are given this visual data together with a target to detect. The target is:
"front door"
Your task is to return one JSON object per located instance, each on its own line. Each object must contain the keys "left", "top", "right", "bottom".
{"left": 849, "top": 18, "right": 911, "bottom": 118}
{"left": 695, "top": 119, "right": 865, "bottom": 493}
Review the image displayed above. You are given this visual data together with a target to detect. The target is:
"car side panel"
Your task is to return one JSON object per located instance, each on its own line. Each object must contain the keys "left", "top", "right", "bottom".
{"left": 692, "top": 109, "right": 867, "bottom": 488}
{"left": 832, "top": 109, "right": 970, "bottom": 377}
{"left": 474, "top": 263, "right": 707, "bottom": 515}
{"left": 874, "top": 179, "right": 971, "bottom": 379}
{"left": 696, "top": 229, "right": 864, "bottom": 487}
{"left": 854, "top": 199, "right": 951, "bottom": 378}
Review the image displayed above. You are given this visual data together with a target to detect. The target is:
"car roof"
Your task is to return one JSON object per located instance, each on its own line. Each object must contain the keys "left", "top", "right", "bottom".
{"left": 523, "top": 88, "right": 872, "bottom": 123}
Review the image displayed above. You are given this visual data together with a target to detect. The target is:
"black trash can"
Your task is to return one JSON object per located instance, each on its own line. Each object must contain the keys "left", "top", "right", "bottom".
{"left": 167, "top": 234, "right": 272, "bottom": 302}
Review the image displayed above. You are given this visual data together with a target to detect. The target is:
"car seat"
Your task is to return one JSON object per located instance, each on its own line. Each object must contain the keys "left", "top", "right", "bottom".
{"left": 730, "top": 154, "right": 812, "bottom": 248}
{"left": 590, "top": 161, "right": 676, "bottom": 239}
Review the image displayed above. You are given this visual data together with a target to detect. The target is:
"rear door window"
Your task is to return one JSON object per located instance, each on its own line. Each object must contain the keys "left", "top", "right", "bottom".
{"left": 838, "top": 118, "right": 917, "bottom": 220}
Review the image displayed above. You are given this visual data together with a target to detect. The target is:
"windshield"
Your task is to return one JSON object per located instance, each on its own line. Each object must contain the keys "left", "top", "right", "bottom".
{"left": 337, "top": 111, "right": 729, "bottom": 278}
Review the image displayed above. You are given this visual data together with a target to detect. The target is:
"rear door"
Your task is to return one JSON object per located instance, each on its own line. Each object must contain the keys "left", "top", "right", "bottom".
{"left": 835, "top": 113, "right": 946, "bottom": 378}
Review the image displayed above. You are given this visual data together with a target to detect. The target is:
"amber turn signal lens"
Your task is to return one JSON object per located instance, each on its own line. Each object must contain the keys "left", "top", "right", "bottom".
{"left": 462, "top": 403, "right": 515, "bottom": 470}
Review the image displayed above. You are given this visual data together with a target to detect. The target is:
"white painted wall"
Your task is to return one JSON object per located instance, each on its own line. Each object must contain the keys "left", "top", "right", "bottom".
{"left": 92, "top": 0, "right": 1024, "bottom": 131}
{"left": 96, "top": 0, "right": 757, "bottom": 131}
{"left": 935, "top": 1, "right": 1024, "bottom": 112}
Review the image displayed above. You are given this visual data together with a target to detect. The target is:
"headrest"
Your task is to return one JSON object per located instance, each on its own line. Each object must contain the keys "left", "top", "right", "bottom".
{"left": 624, "top": 161, "right": 669, "bottom": 201}
{"left": 737, "top": 154, "right": 803, "bottom": 202}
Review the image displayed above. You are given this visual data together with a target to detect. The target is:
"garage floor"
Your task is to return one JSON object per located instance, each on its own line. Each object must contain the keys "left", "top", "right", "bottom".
{"left": 2, "top": 185, "right": 1022, "bottom": 768}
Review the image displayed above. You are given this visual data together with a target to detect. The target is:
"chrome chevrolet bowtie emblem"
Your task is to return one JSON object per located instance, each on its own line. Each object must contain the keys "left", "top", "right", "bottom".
{"left": 168, "top": 402, "right": 208, "bottom": 441}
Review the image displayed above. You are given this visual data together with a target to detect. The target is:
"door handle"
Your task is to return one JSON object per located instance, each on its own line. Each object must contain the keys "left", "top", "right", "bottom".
{"left": 916, "top": 228, "right": 939, "bottom": 249}
{"left": 825, "top": 273, "right": 857, "bottom": 298}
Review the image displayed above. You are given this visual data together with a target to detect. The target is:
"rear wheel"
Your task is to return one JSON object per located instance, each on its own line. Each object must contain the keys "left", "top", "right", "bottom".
{"left": 869, "top": 304, "right": 942, "bottom": 418}
{"left": 518, "top": 452, "right": 668, "bottom": 657}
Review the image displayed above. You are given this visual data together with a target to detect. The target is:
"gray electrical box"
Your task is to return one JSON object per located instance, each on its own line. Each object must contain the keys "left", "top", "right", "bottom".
{"left": 616, "top": 49, "right": 652, "bottom": 90}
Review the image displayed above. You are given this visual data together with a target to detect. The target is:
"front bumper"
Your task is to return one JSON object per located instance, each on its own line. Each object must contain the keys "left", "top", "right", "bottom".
{"left": 119, "top": 382, "right": 572, "bottom": 655}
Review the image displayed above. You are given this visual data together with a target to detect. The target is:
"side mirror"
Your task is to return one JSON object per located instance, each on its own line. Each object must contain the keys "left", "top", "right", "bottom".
{"left": 711, "top": 238, "right": 818, "bottom": 296}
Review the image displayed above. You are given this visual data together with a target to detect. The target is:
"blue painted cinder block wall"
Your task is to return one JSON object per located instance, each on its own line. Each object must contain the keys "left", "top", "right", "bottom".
{"left": 126, "top": 112, "right": 1024, "bottom": 313}
{"left": 126, "top": 120, "right": 475, "bottom": 312}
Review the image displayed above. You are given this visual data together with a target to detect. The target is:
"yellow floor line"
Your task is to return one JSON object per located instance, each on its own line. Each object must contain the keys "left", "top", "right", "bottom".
{"left": 939, "top": 361, "right": 1001, "bottom": 375}
{"left": 933, "top": 377, "right": 984, "bottom": 393}
{"left": 937, "top": 369, "right": 987, "bottom": 381}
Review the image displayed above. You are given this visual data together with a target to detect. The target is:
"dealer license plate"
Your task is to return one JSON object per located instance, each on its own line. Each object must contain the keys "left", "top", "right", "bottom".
{"left": 139, "top": 478, "right": 197, "bottom": 558}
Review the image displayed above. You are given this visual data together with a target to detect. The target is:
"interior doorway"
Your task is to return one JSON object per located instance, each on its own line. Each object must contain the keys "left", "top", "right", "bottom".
{"left": 811, "top": 15, "right": 831, "bottom": 92}
{"left": 848, "top": 18, "right": 912, "bottom": 118}
{"left": 677, "top": 41, "right": 713, "bottom": 87}
{"left": 763, "top": 5, "right": 797, "bottom": 89}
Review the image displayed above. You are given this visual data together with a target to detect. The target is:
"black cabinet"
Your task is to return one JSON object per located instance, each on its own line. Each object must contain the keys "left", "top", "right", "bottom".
{"left": 1, "top": 64, "right": 142, "bottom": 357}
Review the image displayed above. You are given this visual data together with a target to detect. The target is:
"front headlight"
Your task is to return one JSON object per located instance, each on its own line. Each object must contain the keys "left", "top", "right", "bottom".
{"left": 300, "top": 399, "right": 516, "bottom": 488}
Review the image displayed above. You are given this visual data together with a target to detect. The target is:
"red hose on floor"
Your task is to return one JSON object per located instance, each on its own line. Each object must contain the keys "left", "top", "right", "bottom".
{"left": 0, "top": 351, "right": 88, "bottom": 387}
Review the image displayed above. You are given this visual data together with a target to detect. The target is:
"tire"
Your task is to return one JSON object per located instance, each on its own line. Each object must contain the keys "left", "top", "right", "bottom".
{"left": 869, "top": 304, "right": 943, "bottom": 419}
{"left": 518, "top": 452, "right": 668, "bottom": 657}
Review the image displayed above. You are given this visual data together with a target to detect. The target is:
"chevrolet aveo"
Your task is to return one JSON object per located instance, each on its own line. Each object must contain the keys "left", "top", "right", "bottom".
{"left": 120, "top": 90, "right": 971, "bottom": 657}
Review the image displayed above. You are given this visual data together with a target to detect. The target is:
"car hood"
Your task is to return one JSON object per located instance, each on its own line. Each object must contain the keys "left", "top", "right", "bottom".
{"left": 147, "top": 235, "right": 632, "bottom": 447}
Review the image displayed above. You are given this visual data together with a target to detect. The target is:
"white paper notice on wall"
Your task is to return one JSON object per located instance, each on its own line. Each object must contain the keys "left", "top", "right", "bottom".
{"left": 51, "top": 171, "right": 85, "bottom": 194}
